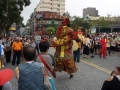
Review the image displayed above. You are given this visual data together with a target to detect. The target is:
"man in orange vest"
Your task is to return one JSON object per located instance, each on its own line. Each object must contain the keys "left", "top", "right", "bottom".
{"left": 99, "top": 36, "right": 107, "bottom": 58}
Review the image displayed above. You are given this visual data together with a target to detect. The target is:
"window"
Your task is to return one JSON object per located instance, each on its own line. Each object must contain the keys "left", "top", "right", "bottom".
{"left": 55, "top": 21, "right": 58, "bottom": 24}
{"left": 49, "top": 21, "right": 52, "bottom": 24}
{"left": 47, "top": 21, "right": 49, "bottom": 24}
{"left": 50, "top": 16, "right": 52, "bottom": 18}
{"left": 47, "top": 21, "right": 52, "bottom": 24}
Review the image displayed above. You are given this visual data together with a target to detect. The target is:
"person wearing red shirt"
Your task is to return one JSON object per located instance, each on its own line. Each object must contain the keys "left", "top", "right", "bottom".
{"left": 99, "top": 36, "right": 107, "bottom": 58}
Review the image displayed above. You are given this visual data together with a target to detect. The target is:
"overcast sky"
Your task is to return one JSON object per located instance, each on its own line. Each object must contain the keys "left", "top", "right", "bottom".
{"left": 21, "top": 0, "right": 120, "bottom": 24}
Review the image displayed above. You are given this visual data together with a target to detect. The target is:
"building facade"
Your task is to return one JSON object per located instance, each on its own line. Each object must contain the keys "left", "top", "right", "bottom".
{"left": 36, "top": 0, "right": 65, "bottom": 15}
{"left": 36, "top": 11, "right": 62, "bottom": 35}
{"left": 83, "top": 7, "right": 99, "bottom": 17}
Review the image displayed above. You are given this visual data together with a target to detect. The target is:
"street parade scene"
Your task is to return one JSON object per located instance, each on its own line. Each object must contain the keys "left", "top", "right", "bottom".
{"left": 0, "top": 0, "right": 120, "bottom": 90}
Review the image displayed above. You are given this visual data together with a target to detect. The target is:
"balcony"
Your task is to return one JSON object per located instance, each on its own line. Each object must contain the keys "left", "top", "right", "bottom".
{"left": 52, "top": 6, "right": 60, "bottom": 9}
{"left": 61, "top": 8, "right": 65, "bottom": 10}
{"left": 42, "top": 5, "right": 51, "bottom": 8}
{"left": 42, "top": 1, "right": 52, "bottom": 4}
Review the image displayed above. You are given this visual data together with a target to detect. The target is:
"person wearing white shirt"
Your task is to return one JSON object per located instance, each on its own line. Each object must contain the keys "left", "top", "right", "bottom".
{"left": 0, "top": 40, "right": 5, "bottom": 68}
{"left": 85, "top": 34, "right": 90, "bottom": 59}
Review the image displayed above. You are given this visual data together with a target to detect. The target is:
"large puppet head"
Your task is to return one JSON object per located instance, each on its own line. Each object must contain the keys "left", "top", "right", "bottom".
{"left": 61, "top": 16, "right": 70, "bottom": 27}
{"left": 57, "top": 17, "right": 71, "bottom": 35}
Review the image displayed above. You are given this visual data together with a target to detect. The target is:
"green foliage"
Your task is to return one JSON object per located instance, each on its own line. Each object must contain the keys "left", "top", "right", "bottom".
{"left": 0, "top": 0, "right": 30, "bottom": 32}
{"left": 51, "top": 20, "right": 55, "bottom": 27}
{"left": 50, "top": 20, "right": 57, "bottom": 31}
{"left": 90, "top": 17, "right": 109, "bottom": 29}
{"left": 70, "top": 16, "right": 84, "bottom": 30}
{"left": 46, "top": 27, "right": 56, "bottom": 34}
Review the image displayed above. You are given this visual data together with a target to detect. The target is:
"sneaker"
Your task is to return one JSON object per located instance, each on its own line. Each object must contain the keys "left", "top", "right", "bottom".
{"left": 2, "top": 65, "right": 4, "bottom": 68}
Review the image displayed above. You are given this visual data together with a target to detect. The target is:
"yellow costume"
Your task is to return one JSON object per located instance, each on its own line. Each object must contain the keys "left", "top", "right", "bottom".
{"left": 51, "top": 18, "right": 78, "bottom": 74}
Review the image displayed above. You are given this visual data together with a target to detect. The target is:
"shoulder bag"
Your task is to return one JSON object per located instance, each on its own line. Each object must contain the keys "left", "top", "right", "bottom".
{"left": 39, "top": 54, "right": 56, "bottom": 78}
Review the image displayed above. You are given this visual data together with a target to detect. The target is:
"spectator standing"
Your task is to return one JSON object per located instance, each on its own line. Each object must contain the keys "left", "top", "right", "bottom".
{"left": 35, "top": 36, "right": 41, "bottom": 54}
{"left": 101, "top": 67, "right": 120, "bottom": 90}
{"left": 90, "top": 36, "right": 95, "bottom": 58}
{"left": 99, "top": 36, "right": 107, "bottom": 58}
{"left": 24, "top": 39, "right": 31, "bottom": 47}
{"left": 15, "top": 46, "right": 44, "bottom": 90}
{"left": 111, "top": 36, "right": 117, "bottom": 54}
{"left": 4, "top": 38, "right": 12, "bottom": 63}
{"left": 106, "top": 37, "right": 111, "bottom": 56}
{"left": 85, "top": 34, "right": 90, "bottom": 59}
{"left": 31, "top": 39, "right": 36, "bottom": 48}
{"left": 73, "top": 37, "right": 81, "bottom": 62}
{"left": 12, "top": 37, "right": 23, "bottom": 67}
{"left": 0, "top": 40, "right": 5, "bottom": 68}
{"left": 36, "top": 39, "right": 56, "bottom": 77}
{"left": 1, "top": 37, "right": 6, "bottom": 45}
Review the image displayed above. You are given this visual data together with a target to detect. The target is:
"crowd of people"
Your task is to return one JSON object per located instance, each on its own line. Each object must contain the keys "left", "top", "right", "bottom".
{"left": 0, "top": 31, "right": 120, "bottom": 90}
{"left": 73, "top": 32, "right": 120, "bottom": 62}
{"left": 0, "top": 35, "right": 41, "bottom": 68}
{"left": 0, "top": 36, "right": 56, "bottom": 90}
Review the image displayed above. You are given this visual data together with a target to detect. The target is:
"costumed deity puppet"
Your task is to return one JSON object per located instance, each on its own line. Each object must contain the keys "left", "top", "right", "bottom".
{"left": 77, "top": 27, "right": 84, "bottom": 41}
{"left": 51, "top": 17, "right": 78, "bottom": 78}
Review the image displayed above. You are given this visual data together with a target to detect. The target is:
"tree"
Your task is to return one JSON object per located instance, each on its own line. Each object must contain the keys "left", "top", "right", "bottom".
{"left": 70, "top": 16, "right": 84, "bottom": 30}
{"left": 51, "top": 20, "right": 56, "bottom": 28}
{"left": 50, "top": 20, "right": 57, "bottom": 32}
{"left": 0, "top": 0, "right": 30, "bottom": 34}
{"left": 46, "top": 27, "right": 56, "bottom": 35}
{"left": 90, "top": 17, "right": 109, "bottom": 32}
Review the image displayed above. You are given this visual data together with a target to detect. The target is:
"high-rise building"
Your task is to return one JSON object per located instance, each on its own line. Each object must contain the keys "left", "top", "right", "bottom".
{"left": 36, "top": 0, "right": 65, "bottom": 15}
{"left": 83, "top": 7, "right": 99, "bottom": 17}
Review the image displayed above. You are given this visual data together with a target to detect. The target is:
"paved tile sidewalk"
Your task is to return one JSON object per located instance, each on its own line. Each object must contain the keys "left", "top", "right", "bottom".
{"left": 82, "top": 52, "right": 120, "bottom": 71}
{"left": 55, "top": 63, "right": 109, "bottom": 90}
{"left": 3, "top": 47, "right": 112, "bottom": 90}
{"left": 6, "top": 61, "right": 109, "bottom": 90}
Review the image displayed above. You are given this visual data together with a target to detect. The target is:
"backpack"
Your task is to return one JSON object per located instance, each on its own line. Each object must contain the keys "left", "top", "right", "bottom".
{"left": 0, "top": 45, "right": 2, "bottom": 57}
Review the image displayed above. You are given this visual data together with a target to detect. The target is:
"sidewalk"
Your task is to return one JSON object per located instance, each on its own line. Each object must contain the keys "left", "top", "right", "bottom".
{"left": 4, "top": 47, "right": 113, "bottom": 90}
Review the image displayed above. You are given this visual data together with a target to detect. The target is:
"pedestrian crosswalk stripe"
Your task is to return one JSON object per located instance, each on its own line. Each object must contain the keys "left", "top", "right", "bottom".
{"left": 81, "top": 60, "right": 112, "bottom": 74}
